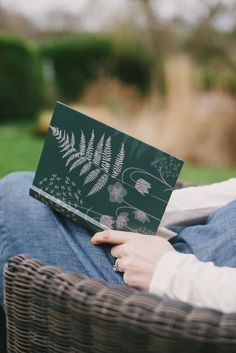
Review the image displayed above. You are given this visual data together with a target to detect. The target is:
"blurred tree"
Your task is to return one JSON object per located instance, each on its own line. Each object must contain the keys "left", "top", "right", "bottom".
{"left": 0, "top": 5, "right": 37, "bottom": 38}
{"left": 0, "top": 4, "right": 6, "bottom": 29}
{"left": 185, "top": 2, "right": 235, "bottom": 69}
{"left": 42, "top": 9, "right": 82, "bottom": 36}
{"left": 39, "top": 1, "right": 96, "bottom": 39}
{"left": 134, "top": 0, "right": 166, "bottom": 95}
{"left": 183, "top": 1, "right": 236, "bottom": 93}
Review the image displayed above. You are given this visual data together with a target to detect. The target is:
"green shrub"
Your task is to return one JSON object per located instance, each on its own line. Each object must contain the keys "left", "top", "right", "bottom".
{"left": 41, "top": 35, "right": 113, "bottom": 102}
{"left": 201, "top": 69, "right": 218, "bottom": 91}
{"left": 41, "top": 35, "right": 153, "bottom": 101}
{"left": 200, "top": 68, "right": 236, "bottom": 94}
{"left": 0, "top": 35, "right": 43, "bottom": 120}
{"left": 111, "top": 40, "right": 153, "bottom": 94}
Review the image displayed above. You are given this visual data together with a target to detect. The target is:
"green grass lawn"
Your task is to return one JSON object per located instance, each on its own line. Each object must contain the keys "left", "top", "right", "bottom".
{"left": 0, "top": 121, "right": 236, "bottom": 183}
{"left": 0, "top": 121, "right": 44, "bottom": 178}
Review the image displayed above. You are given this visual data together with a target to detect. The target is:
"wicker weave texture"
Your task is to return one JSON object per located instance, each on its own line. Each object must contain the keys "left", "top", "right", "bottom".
{"left": 3, "top": 255, "right": 236, "bottom": 353}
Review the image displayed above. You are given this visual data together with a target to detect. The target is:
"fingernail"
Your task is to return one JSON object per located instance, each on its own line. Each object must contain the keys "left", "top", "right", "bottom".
{"left": 91, "top": 234, "right": 99, "bottom": 243}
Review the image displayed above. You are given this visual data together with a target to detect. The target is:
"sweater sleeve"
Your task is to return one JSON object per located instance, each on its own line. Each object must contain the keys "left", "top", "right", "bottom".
{"left": 161, "top": 178, "right": 236, "bottom": 227}
{"left": 149, "top": 251, "right": 236, "bottom": 313}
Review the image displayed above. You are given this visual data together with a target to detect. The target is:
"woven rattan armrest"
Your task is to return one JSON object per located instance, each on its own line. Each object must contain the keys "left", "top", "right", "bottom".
{"left": 3, "top": 255, "right": 236, "bottom": 353}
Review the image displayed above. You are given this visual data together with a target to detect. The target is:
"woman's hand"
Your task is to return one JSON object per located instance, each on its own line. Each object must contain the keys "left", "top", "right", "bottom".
{"left": 91, "top": 230, "right": 175, "bottom": 292}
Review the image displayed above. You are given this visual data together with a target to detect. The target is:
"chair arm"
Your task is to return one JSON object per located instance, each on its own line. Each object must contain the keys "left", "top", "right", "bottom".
{"left": 4, "top": 255, "right": 236, "bottom": 353}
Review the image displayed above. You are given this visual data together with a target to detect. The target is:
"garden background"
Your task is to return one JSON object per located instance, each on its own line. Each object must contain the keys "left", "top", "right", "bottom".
{"left": 0, "top": 0, "right": 236, "bottom": 183}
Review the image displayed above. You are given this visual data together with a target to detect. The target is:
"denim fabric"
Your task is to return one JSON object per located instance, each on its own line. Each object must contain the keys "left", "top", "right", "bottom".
{"left": 0, "top": 172, "right": 124, "bottom": 306}
{"left": 169, "top": 200, "right": 236, "bottom": 267}
{"left": 0, "top": 172, "right": 236, "bottom": 307}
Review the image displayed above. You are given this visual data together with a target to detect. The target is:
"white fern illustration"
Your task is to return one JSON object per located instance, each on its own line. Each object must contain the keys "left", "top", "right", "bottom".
{"left": 112, "top": 143, "right": 125, "bottom": 178}
{"left": 86, "top": 130, "right": 95, "bottom": 160}
{"left": 69, "top": 157, "right": 87, "bottom": 173}
{"left": 102, "top": 137, "right": 112, "bottom": 173}
{"left": 50, "top": 126, "right": 126, "bottom": 197}
{"left": 87, "top": 174, "right": 109, "bottom": 196}
{"left": 79, "top": 131, "right": 86, "bottom": 157}
{"left": 80, "top": 161, "right": 92, "bottom": 176}
{"left": 65, "top": 152, "right": 80, "bottom": 167}
{"left": 84, "top": 169, "right": 100, "bottom": 185}
{"left": 93, "top": 133, "right": 104, "bottom": 165}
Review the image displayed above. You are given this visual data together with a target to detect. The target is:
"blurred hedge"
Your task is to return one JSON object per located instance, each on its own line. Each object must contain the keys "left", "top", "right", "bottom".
{"left": 111, "top": 40, "right": 153, "bottom": 94}
{"left": 41, "top": 35, "right": 153, "bottom": 102}
{"left": 0, "top": 35, "right": 43, "bottom": 121}
{"left": 201, "top": 68, "right": 236, "bottom": 94}
{"left": 41, "top": 35, "right": 113, "bottom": 101}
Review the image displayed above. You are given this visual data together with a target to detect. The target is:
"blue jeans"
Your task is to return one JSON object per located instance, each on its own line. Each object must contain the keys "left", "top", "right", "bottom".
{"left": 0, "top": 172, "right": 236, "bottom": 307}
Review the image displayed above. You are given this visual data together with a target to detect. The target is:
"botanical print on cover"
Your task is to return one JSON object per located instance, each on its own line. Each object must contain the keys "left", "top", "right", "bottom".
{"left": 30, "top": 102, "right": 183, "bottom": 235}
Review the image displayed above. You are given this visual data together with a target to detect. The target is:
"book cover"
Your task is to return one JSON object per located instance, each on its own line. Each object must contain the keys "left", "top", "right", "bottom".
{"left": 30, "top": 102, "right": 184, "bottom": 235}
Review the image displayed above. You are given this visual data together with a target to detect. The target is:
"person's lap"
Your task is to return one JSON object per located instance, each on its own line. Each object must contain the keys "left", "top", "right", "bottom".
{"left": 0, "top": 172, "right": 236, "bottom": 307}
{"left": 169, "top": 201, "right": 236, "bottom": 267}
{"left": 0, "top": 172, "right": 124, "bottom": 306}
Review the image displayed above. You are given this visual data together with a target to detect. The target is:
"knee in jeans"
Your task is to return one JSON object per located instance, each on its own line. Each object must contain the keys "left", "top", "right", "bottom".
{"left": 1, "top": 171, "right": 33, "bottom": 185}
{"left": 209, "top": 199, "right": 236, "bottom": 223}
{"left": 0, "top": 172, "right": 35, "bottom": 206}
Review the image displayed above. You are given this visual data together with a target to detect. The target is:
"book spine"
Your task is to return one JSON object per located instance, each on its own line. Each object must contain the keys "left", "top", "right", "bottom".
{"left": 29, "top": 186, "right": 104, "bottom": 234}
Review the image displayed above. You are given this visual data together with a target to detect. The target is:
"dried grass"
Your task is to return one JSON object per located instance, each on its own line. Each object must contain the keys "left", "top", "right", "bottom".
{"left": 36, "top": 60, "right": 236, "bottom": 167}
{"left": 155, "top": 55, "right": 236, "bottom": 167}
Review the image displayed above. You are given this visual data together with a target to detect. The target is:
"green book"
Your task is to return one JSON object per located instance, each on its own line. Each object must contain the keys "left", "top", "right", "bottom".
{"left": 30, "top": 102, "right": 184, "bottom": 234}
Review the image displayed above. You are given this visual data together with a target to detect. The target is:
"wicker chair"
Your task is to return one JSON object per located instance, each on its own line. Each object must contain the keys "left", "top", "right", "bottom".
{"left": 2, "top": 254, "right": 236, "bottom": 353}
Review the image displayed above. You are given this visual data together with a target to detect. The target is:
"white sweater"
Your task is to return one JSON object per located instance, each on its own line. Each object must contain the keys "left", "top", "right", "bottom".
{"left": 150, "top": 179, "right": 236, "bottom": 313}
